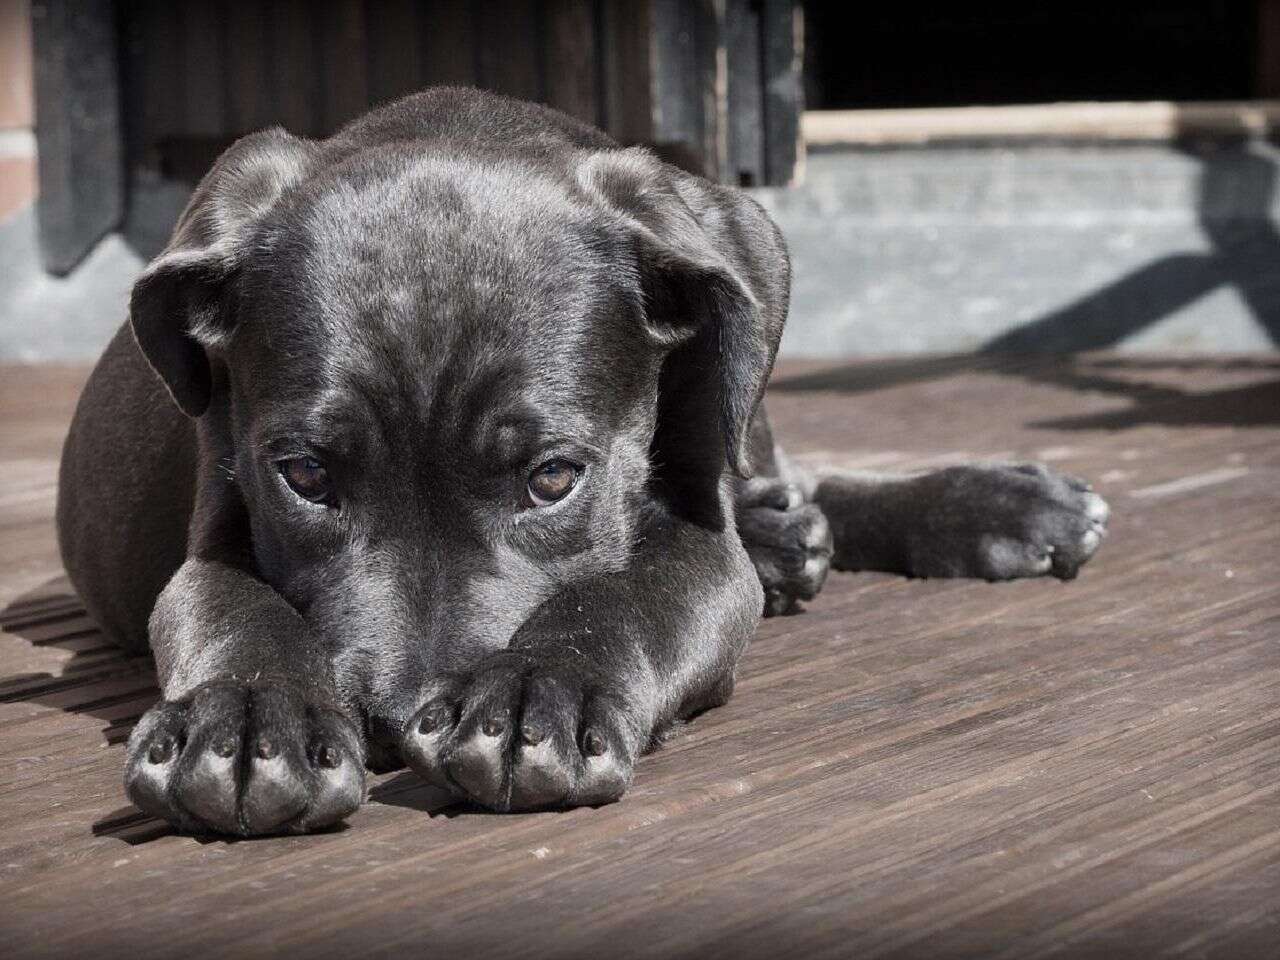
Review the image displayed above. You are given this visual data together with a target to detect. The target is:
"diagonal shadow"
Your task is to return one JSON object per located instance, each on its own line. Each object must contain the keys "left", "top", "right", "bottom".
{"left": 1197, "top": 147, "right": 1280, "bottom": 345}
{"left": 771, "top": 134, "right": 1280, "bottom": 428}
{"left": 0, "top": 577, "right": 158, "bottom": 738}
{"left": 979, "top": 254, "right": 1227, "bottom": 352}
{"left": 983, "top": 135, "right": 1280, "bottom": 354}
{"left": 1026, "top": 376, "right": 1280, "bottom": 430}
{"left": 767, "top": 353, "right": 1280, "bottom": 431}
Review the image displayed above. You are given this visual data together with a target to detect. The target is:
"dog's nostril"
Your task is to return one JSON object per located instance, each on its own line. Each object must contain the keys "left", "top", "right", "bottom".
{"left": 583, "top": 729, "right": 607, "bottom": 757}
{"left": 256, "top": 737, "right": 277, "bottom": 760}
{"left": 482, "top": 714, "right": 507, "bottom": 737}
{"left": 520, "top": 722, "right": 545, "bottom": 745}
{"left": 214, "top": 736, "right": 238, "bottom": 758}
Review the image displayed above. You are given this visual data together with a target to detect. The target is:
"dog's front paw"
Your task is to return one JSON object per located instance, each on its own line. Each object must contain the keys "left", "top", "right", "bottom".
{"left": 737, "top": 479, "right": 833, "bottom": 615}
{"left": 908, "top": 463, "right": 1110, "bottom": 581}
{"left": 400, "top": 653, "right": 639, "bottom": 811}
{"left": 125, "top": 679, "right": 365, "bottom": 836}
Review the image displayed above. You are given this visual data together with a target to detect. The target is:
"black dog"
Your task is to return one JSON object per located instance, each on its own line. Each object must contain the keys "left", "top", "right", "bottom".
{"left": 57, "top": 88, "right": 1108, "bottom": 835}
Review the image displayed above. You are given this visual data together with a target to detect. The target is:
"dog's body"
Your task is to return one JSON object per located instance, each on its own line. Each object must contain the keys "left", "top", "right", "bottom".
{"left": 58, "top": 89, "right": 1108, "bottom": 835}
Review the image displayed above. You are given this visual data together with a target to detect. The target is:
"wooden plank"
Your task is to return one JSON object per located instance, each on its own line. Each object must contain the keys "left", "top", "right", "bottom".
{"left": 224, "top": 2, "right": 274, "bottom": 134}
{"left": 179, "top": 2, "right": 226, "bottom": 139}
{"left": 760, "top": 0, "right": 802, "bottom": 185}
{"left": 122, "top": 0, "right": 184, "bottom": 174}
{"left": 274, "top": 0, "right": 321, "bottom": 136}
{"left": 30, "top": 0, "right": 124, "bottom": 274}
{"left": 419, "top": 0, "right": 476, "bottom": 88}
{"left": 1259, "top": 0, "right": 1280, "bottom": 98}
{"left": 475, "top": 0, "right": 542, "bottom": 103}
{"left": 725, "top": 0, "right": 764, "bottom": 186}
{"left": 318, "top": 0, "right": 368, "bottom": 132}
{"left": 647, "top": 0, "right": 722, "bottom": 178}
{"left": 541, "top": 0, "right": 599, "bottom": 124}
{"left": 1, "top": 355, "right": 1277, "bottom": 957}
{"left": 598, "top": 0, "right": 652, "bottom": 146}
{"left": 366, "top": 0, "right": 423, "bottom": 106}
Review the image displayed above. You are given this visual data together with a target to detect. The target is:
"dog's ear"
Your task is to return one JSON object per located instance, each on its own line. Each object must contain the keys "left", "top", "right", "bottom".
{"left": 577, "top": 148, "right": 787, "bottom": 478}
{"left": 130, "top": 129, "right": 314, "bottom": 417}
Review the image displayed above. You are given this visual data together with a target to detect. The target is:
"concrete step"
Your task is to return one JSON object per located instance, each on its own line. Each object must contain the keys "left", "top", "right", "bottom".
{"left": 755, "top": 141, "right": 1280, "bottom": 355}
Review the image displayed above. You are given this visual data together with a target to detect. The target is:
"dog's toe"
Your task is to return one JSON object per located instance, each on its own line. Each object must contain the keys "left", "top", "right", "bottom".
{"left": 401, "top": 655, "right": 636, "bottom": 811}
{"left": 124, "top": 679, "right": 365, "bottom": 836}
{"left": 738, "top": 485, "right": 833, "bottom": 616}
{"left": 967, "top": 472, "right": 1110, "bottom": 581}
{"left": 1083, "top": 491, "right": 1110, "bottom": 526}
{"left": 240, "top": 751, "right": 310, "bottom": 834}
{"left": 571, "top": 700, "right": 633, "bottom": 806}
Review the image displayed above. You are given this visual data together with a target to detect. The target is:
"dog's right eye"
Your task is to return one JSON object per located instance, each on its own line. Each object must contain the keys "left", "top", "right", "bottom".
{"left": 526, "top": 458, "right": 580, "bottom": 507}
{"left": 279, "top": 457, "right": 333, "bottom": 504}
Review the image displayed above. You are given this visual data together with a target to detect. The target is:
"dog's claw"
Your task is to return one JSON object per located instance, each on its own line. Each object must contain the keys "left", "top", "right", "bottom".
{"left": 147, "top": 737, "right": 174, "bottom": 764}
{"left": 317, "top": 744, "right": 342, "bottom": 769}
{"left": 582, "top": 729, "right": 607, "bottom": 757}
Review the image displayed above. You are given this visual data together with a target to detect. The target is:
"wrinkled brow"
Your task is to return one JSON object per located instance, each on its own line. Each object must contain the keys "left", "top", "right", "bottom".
{"left": 476, "top": 406, "right": 605, "bottom": 470}
{"left": 249, "top": 393, "right": 378, "bottom": 461}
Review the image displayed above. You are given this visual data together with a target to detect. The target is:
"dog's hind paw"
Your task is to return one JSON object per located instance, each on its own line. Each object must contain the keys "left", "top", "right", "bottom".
{"left": 895, "top": 463, "right": 1110, "bottom": 581}
{"left": 736, "top": 480, "right": 833, "bottom": 616}
{"left": 400, "top": 652, "right": 639, "bottom": 812}
{"left": 124, "top": 678, "right": 365, "bottom": 836}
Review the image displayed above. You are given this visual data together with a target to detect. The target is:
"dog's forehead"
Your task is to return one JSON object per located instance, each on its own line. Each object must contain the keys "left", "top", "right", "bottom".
{"left": 289, "top": 151, "right": 619, "bottom": 339}
{"left": 237, "top": 154, "right": 654, "bottom": 445}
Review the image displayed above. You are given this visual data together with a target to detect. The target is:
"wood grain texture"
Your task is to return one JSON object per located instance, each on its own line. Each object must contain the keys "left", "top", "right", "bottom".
{"left": 115, "top": 1, "right": 803, "bottom": 187}
{"left": 542, "top": 0, "right": 600, "bottom": 126}
{"left": 475, "top": 0, "right": 542, "bottom": 103}
{"left": 1, "top": 355, "right": 1277, "bottom": 958}
{"left": 31, "top": 0, "right": 124, "bottom": 274}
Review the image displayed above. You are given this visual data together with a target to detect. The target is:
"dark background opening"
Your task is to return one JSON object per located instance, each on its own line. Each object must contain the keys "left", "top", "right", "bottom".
{"left": 804, "top": 0, "right": 1262, "bottom": 110}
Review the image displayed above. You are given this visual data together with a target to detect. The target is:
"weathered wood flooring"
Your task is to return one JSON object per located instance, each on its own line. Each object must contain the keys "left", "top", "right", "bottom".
{"left": 1, "top": 356, "right": 1277, "bottom": 959}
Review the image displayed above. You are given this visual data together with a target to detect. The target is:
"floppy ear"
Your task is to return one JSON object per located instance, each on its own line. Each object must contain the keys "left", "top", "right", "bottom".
{"left": 577, "top": 148, "right": 789, "bottom": 478}
{"left": 130, "top": 128, "right": 315, "bottom": 417}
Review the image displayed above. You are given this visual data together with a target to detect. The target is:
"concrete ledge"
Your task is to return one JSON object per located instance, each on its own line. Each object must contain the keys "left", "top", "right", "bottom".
{"left": 754, "top": 141, "right": 1280, "bottom": 356}
{"left": 803, "top": 101, "right": 1280, "bottom": 148}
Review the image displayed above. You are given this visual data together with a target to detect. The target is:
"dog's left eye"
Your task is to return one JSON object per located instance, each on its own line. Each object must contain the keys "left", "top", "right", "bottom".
{"left": 527, "top": 459, "right": 579, "bottom": 507}
{"left": 279, "top": 456, "right": 333, "bottom": 504}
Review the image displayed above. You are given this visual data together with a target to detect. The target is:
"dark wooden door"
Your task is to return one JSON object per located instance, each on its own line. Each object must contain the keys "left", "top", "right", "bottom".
{"left": 33, "top": 0, "right": 804, "bottom": 273}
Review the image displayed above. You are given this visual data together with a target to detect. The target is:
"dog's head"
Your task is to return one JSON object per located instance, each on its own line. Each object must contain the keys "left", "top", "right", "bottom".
{"left": 129, "top": 125, "right": 784, "bottom": 732}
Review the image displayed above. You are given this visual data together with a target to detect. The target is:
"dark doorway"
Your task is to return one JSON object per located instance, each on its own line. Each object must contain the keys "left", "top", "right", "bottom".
{"left": 805, "top": 1, "right": 1263, "bottom": 110}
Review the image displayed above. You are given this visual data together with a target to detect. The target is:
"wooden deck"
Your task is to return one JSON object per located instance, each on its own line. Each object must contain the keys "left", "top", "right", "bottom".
{"left": 2, "top": 356, "right": 1277, "bottom": 959}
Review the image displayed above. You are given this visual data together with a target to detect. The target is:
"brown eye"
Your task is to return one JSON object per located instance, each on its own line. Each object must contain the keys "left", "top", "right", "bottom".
{"left": 280, "top": 456, "right": 333, "bottom": 504}
{"left": 527, "top": 459, "right": 579, "bottom": 507}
